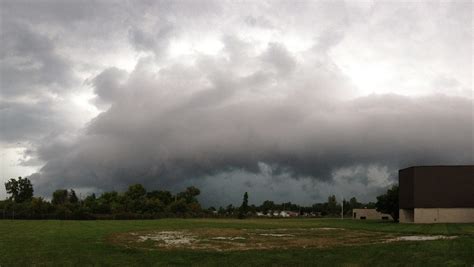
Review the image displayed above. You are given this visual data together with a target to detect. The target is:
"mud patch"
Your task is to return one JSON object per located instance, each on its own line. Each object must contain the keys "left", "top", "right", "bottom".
{"left": 137, "top": 231, "right": 196, "bottom": 245}
{"left": 211, "top": 236, "right": 246, "bottom": 240}
{"left": 311, "top": 227, "right": 344, "bottom": 231}
{"left": 108, "top": 227, "right": 396, "bottom": 251}
{"left": 259, "top": 233, "right": 294, "bottom": 237}
{"left": 386, "top": 235, "right": 458, "bottom": 242}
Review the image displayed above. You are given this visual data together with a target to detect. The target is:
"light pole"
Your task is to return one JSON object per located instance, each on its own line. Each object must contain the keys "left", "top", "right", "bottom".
{"left": 341, "top": 196, "right": 344, "bottom": 220}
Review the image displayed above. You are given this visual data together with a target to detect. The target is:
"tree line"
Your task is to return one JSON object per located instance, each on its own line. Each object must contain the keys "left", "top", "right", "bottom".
{"left": 1, "top": 176, "right": 399, "bottom": 220}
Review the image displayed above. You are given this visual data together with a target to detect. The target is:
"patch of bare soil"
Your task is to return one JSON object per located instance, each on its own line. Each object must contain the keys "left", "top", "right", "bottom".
{"left": 385, "top": 235, "right": 458, "bottom": 242}
{"left": 108, "top": 227, "right": 397, "bottom": 251}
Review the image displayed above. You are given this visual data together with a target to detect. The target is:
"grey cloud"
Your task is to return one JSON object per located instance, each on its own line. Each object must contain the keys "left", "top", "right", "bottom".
{"left": 1, "top": 0, "right": 108, "bottom": 24}
{"left": 1, "top": 0, "right": 472, "bottom": 205}
{"left": 0, "top": 19, "right": 80, "bottom": 146}
{"left": 0, "top": 99, "right": 76, "bottom": 144}
{"left": 128, "top": 24, "right": 174, "bottom": 58}
{"left": 91, "top": 67, "right": 129, "bottom": 107}
{"left": 30, "top": 41, "right": 473, "bottom": 199}
{"left": 261, "top": 43, "right": 296, "bottom": 76}
{"left": 0, "top": 21, "right": 75, "bottom": 97}
{"left": 189, "top": 163, "right": 394, "bottom": 207}
{"left": 244, "top": 15, "right": 274, "bottom": 29}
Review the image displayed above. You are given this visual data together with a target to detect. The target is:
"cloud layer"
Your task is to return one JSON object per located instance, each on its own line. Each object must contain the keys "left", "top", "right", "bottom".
{"left": 1, "top": 0, "right": 472, "bottom": 205}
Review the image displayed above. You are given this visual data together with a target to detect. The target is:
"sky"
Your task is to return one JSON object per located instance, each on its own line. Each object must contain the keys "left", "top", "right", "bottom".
{"left": 0, "top": 0, "right": 472, "bottom": 207}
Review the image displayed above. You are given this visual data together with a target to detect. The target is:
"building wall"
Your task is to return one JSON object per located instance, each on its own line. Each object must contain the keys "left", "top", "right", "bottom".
{"left": 399, "top": 168, "right": 415, "bottom": 209}
{"left": 352, "top": 209, "right": 392, "bottom": 220}
{"left": 413, "top": 166, "right": 474, "bottom": 208}
{"left": 413, "top": 208, "right": 474, "bottom": 223}
{"left": 399, "top": 209, "right": 414, "bottom": 223}
{"left": 399, "top": 165, "right": 474, "bottom": 224}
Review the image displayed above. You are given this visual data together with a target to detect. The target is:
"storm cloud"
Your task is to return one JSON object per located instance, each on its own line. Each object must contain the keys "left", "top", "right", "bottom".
{"left": 1, "top": 0, "right": 472, "bottom": 205}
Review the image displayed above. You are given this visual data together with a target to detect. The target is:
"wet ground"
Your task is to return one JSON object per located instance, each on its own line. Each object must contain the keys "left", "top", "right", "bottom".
{"left": 108, "top": 227, "right": 457, "bottom": 251}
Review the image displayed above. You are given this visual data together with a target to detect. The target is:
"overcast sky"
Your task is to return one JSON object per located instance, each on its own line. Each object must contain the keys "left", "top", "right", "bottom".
{"left": 0, "top": 0, "right": 472, "bottom": 206}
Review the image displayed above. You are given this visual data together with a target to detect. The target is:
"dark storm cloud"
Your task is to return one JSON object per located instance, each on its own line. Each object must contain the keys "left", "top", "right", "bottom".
{"left": 30, "top": 38, "right": 473, "bottom": 199}
{"left": 1, "top": 0, "right": 472, "bottom": 204}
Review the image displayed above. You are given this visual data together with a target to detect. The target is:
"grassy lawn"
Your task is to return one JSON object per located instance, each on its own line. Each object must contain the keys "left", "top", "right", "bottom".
{"left": 0, "top": 218, "right": 473, "bottom": 266}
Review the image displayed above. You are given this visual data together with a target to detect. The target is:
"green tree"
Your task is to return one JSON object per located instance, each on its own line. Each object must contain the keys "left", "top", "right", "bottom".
{"left": 147, "top": 190, "right": 173, "bottom": 205}
{"left": 126, "top": 184, "right": 147, "bottom": 200}
{"left": 260, "top": 200, "right": 275, "bottom": 213}
{"left": 168, "top": 198, "right": 188, "bottom": 213}
{"left": 30, "top": 197, "right": 53, "bottom": 218}
{"left": 242, "top": 192, "right": 249, "bottom": 210}
{"left": 52, "top": 189, "right": 69, "bottom": 205}
{"left": 144, "top": 198, "right": 165, "bottom": 214}
{"left": 84, "top": 193, "right": 99, "bottom": 213}
{"left": 4, "top": 177, "right": 34, "bottom": 203}
{"left": 326, "top": 195, "right": 339, "bottom": 215}
{"left": 375, "top": 185, "right": 399, "bottom": 222}
{"left": 68, "top": 189, "right": 79, "bottom": 204}
{"left": 177, "top": 186, "right": 200, "bottom": 203}
{"left": 349, "top": 197, "right": 361, "bottom": 209}
{"left": 238, "top": 192, "right": 249, "bottom": 219}
{"left": 218, "top": 206, "right": 226, "bottom": 214}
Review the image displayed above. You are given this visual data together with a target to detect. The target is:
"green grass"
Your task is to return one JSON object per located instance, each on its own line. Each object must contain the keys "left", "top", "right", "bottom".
{"left": 0, "top": 218, "right": 473, "bottom": 266}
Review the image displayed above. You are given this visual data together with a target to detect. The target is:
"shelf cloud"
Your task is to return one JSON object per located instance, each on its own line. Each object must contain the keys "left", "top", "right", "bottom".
{"left": 1, "top": 0, "right": 472, "bottom": 205}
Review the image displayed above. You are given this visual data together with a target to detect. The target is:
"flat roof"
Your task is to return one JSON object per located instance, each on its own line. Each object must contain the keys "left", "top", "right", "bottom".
{"left": 399, "top": 165, "right": 474, "bottom": 172}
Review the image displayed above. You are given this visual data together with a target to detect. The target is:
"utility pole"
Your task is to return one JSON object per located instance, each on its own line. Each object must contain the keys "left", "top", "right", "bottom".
{"left": 341, "top": 196, "right": 344, "bottom": 220}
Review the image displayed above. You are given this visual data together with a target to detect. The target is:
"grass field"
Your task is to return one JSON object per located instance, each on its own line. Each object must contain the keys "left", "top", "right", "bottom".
{"left": 0, "top": 218, "right": 473, "bottom": 266}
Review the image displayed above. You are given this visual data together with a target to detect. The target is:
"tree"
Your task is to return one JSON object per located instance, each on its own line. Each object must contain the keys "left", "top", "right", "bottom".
{"left": 326, "top": 195, "right": 339, "bottom": 215}
{"left": 168, "top": 199, "right": 188, "bottom": 213}
{"left": 375, "top": 185, "right": 399, "bottom": 222}
{"left": 144, "top": 198, "right": 165, "bottom": 214}
{"left": 30, "top": 197, "right": 53, "bottom": 218}
{"left": 52, "top": 189, "right": 69, "bottom": 205}
{"left": 147, "top": 190, "right": 173, "bottom": 205}
{"left": 5, "top": 177, "right": 34, "bottom": 203}
{"left": 238, "top": 192, "right": 249, "bottom": 219}
{"left": 84, "top": 193, "right": 98, "bottom": 213}
{"left": 126, "top": 184, "right": 147, "bottom": 200}
{"left": 241, "top": 192, "right": 249, "bottom": 211}
{"left": 218, "top": 206, "right": 226, "bottom": 215}
{"left": 349, "top": 197, "right": 361, "bottom": 209}
{"left": 68, "top": 189, "right": 79, "bottom": 204}
{"left": 260, "top": 200, "right": 275, "bottom": 213}
{"left": 177, "top": 186, "right": 200, "bottom": 204}
{"left": 346, "top": 197, "right": 362, "bottom": 215}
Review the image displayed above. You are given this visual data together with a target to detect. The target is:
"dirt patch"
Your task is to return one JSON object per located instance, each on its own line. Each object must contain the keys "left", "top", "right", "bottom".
{"left": 385, "top": 235, "right": 458, "bottom": 242}
{"left": 108, "top": 227, "right": 459, "bottom": 252}
{"left": 108, "top": 227, "right": 395, "bottom": 251}
{"left": 259, "top": 233, "right": 295, "bottom": 237}
{"left": 137, "top": 231, "right": 196, "bottom": 245}
{"left": 211, "top": 236, "right": 246, "bottom": 240}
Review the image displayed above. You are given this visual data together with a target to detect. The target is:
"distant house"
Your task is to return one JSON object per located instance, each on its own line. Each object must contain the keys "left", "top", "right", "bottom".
{"left": 280, "top": 211, "right": 290, "bottom": 217}
{"left": 256, "top": 212, "right": 265, "bottom": 217}
{"left": 287, "top": 211, "right": 299, "bottom": 217}
{"left": 399, "top": 165, "right": 474, "bottom": 223}
{"left": 352, "top": 208, "right": 392, "bottom": 220}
